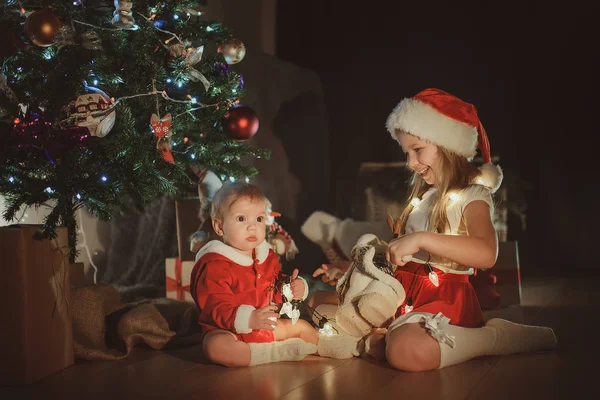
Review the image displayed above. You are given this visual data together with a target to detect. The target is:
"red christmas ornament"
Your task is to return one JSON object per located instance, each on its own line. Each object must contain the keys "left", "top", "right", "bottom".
{"left": 222, "top": 105, "right": 259, "bottom": 141}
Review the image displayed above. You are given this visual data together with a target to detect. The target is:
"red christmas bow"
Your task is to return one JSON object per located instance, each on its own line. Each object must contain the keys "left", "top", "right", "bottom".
{"left": 151, "top": 113, "right": 175, "bottom": 164}
{"left": 166, "top": 258, "right": 190, "bottom": 301}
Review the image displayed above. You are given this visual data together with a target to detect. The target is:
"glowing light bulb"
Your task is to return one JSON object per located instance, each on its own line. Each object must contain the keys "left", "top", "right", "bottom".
{"left": 319, "top": 322, "right": 335, "bottom": 336}
{"left": 404, "top": 298, "right": 413, "bottom": 314}
{"left": 101, "top": 175, "right": 108, "bottom": 182}
{"left": 425, "top": 263, "right": 439, "bottom": 287}
{"left": 76, "top": 193, "right": 82, "bottom": 200}
{"left": 318, "top": 316, "right": 336, "bottom": 336}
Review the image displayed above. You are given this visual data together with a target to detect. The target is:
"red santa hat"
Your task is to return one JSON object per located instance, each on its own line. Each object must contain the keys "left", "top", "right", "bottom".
{"left": 385, "top": 88, "right": 503, "bottom": 192}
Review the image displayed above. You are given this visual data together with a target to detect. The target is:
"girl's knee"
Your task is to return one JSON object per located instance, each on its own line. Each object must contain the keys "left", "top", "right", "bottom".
{"left": 306, "top": 292, "right": 319, "bottom": 309}
{"left": 307, "top": 290, "right": 337, "bottom": 309}
{"left": 385, "top": 326, "right": 440, "bottom": 372}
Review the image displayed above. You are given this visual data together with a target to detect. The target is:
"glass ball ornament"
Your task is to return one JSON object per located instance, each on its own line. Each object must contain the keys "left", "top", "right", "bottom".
{"left": 222, "top": 105, "right": 259, "bottom": 141}
{"left": 217, "top": 38, "right": 246, "bottom": 65}
{"left": 24, "top": 8, "right": 62, "bottom": 47}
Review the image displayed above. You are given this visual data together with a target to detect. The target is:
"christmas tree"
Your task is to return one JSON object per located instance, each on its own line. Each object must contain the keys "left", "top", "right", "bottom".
{"left": 0, "top": 0, "right": 269, "bottom": 262}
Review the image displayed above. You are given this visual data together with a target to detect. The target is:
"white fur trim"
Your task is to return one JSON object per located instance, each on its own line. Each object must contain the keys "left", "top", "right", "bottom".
{"left": 195, "top": 240, "right": 270, "bottom": 266}
{"left": 300, "top": 211, "right": 340, "bottom": 247}
{"left": 474, "top": 163, "right": 504, "bottom": 193}
{"left": 386, "top": 98, "right": 478, "bottom": 158}
{"left": 297, "top": 276, "right": 309, "bottom": 301}
{"left": 233, "top": 304, "right": 256, "bottom": 334}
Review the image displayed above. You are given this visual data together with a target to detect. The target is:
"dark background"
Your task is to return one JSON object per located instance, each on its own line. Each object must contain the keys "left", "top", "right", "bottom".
{"left": 276, "top": 1, "right": 598, "bottom": 278}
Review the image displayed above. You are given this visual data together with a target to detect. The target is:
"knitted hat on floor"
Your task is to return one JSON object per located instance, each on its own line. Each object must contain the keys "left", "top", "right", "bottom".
{"left": 385, "top": 88, "right": 503, "bottom": 192}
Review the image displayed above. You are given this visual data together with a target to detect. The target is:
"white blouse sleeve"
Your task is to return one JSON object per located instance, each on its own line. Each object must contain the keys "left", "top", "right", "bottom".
{"left": 460, "top": 185, "right": 494, "bottom": 216}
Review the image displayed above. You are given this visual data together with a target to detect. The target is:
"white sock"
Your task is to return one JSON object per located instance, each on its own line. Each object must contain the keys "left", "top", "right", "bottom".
{"left": 317, "top": 333, "right": 365, "bottom": 359}
{"left": 437, "top": 317, "right": 557, "bottom": 369}
{"left": 364, "top": 328, "right": 387, "bottom": 361}
{"left": 248, "top": 338, "right": 317, "bottom": 366}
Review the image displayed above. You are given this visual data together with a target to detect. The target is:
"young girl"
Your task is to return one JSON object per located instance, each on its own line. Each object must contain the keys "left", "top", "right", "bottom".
{"left": 191, "top": 182, "right": 362, "bottom": 367}
{"left": 313, "top": 88, "right": 557, "bottom": 371}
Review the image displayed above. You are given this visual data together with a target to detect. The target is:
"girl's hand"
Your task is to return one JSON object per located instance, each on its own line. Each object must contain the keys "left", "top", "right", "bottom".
{"left": 249, "top": 305, "right": 280, "bottom": 331}
{"left": 312, "top": 262, "right": 347, "bottom": 286}
{"left": 387, "top": 232, "right": 423, "bottom": 266}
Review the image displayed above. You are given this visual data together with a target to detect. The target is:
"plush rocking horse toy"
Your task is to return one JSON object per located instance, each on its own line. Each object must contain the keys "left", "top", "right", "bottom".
{"left": 334, "top": 227, "right": 406, "bottom": 337}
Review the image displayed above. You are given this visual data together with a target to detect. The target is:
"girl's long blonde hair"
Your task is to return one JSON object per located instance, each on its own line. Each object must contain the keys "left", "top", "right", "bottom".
{"left": 398, "top": 145, "right": 480, "bottom": 236}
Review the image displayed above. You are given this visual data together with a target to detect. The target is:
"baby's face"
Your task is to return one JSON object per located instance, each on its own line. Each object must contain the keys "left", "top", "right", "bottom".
{"left": 219, "top": 197, "right": 267, "bottom": 256}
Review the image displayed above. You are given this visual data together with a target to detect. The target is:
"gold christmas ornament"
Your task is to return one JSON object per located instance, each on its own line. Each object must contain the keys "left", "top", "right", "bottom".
{"left": 24, "top": 8, "right": 62, "bottom": 47}
{"left": 217, "top": 38, "right": 246, "bottom": 65}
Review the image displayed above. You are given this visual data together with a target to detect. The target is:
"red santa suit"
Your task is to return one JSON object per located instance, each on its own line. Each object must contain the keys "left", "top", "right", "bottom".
{"left": 190, "top": 240, "right": 308, "bottom": 343}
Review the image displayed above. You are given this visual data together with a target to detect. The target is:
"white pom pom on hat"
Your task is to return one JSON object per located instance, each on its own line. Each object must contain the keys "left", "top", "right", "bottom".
{"left": 386, "top": 88, "right": 503, "bottom": 192}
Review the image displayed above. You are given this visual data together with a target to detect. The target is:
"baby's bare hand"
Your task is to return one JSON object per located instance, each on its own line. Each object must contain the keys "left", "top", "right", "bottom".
{"left": 289, "top": 269, "right": 306, "bottom": 299}
{"left": 249, "top": 305, "right": 280, "bottom": 331}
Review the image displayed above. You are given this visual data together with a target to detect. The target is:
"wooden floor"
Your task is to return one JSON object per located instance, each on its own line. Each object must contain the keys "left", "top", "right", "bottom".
{"left": 2, "top": 275, "right": 599, "bottom": 399}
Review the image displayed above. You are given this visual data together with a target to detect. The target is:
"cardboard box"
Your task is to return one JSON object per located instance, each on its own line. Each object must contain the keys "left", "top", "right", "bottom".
{"left": 175, "top": 197, "right": 201, "bottom": 262}
{"left": 165, "top": 258, "right": 195, "bottom": 303}
{"left": 70, "top": 262, "right": 88, "bottom": 289}
{"left": 0, "top": 225, "right": 74, "bottom": 385}
{"left": 493, "top": 241, "right": 522, "bottom": 307}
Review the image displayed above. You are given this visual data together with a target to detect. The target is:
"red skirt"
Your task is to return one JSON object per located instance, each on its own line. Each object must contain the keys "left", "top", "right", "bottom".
{"left": 394, "top": 262, "right": 485, "bottom": 328}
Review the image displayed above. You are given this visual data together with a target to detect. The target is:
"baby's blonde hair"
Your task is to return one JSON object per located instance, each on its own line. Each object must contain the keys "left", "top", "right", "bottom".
{"left": 210, "top": 182, "right": 267, "bottom": 221}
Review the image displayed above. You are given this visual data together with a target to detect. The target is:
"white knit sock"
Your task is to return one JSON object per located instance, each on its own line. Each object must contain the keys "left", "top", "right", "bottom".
{"left": 364, "top": 328, "right": 387, "bottom": 361}
{"left": 317, "top": 333, "right": 365, "bottom": 359}
{"left": 438, "top": 317, "right": 557, "bottom": 369}
{"left": 248, "top": 338, "right": 317, "bottom": 366}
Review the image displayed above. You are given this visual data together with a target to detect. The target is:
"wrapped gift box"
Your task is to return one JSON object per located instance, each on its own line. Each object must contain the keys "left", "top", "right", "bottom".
{"left": 165, "top": 258, "right": 195, "bottom": 303}
{"left": 0, "top": 225, "right": 74, "bottom": 385}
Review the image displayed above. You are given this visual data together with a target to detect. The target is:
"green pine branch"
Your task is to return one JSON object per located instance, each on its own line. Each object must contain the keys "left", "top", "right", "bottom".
{"left": 0, "top": 0, "right": 270, "bottom": 262}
